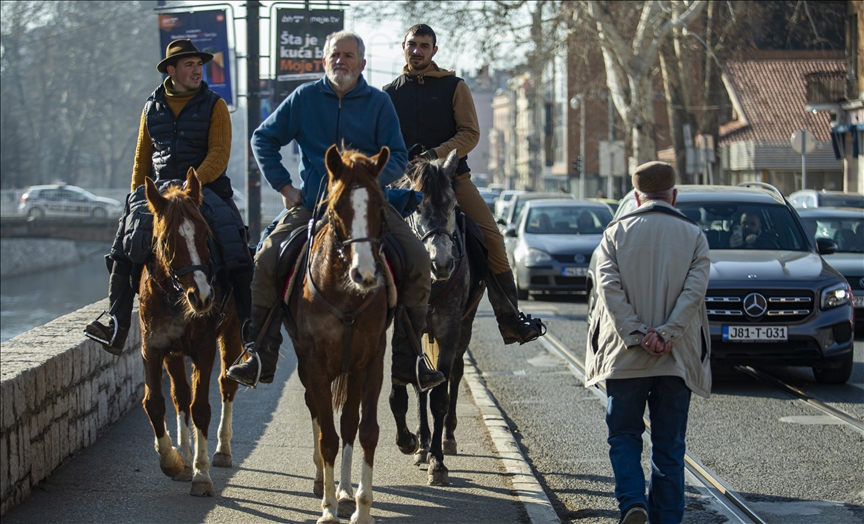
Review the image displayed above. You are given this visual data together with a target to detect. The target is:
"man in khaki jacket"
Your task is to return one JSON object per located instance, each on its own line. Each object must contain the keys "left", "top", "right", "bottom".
{"left": 585, "top": 161, "right": 711, "bottom": 524}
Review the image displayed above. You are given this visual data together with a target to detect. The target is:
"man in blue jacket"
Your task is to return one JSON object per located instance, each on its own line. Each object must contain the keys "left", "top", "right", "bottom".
{"left": 227, "top": 31, "right": 445, "bottom": 392}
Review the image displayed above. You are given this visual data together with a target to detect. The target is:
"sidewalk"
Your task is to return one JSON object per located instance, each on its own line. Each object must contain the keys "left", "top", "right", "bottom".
{"left": 3, "top": 331, "right": 557, "bottom": 523}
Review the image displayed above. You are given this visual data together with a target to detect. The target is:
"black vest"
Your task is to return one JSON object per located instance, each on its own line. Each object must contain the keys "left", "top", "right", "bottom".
{"left": 384, "top": 74, "right": 469, "bottom": 173}
{"left": 144, "top": 81, "right": 223, "bottom": 181}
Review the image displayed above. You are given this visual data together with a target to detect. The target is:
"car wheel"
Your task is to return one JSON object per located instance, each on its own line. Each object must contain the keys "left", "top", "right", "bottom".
{"left": 92, "top": 207, "right": 107, "bottom": 218}
{"left": 812, "top": 352, "right": 853, "bottom": 384}
{"left": 28, "top": 207, "right": 45, "bottom": 218}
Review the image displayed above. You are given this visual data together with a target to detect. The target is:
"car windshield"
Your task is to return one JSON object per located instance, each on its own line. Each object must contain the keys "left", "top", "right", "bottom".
{"left": 800, "top": 216, "right": 864, "bottom": 253}
{"left": 676, "top": 202, "right": 809, "bottom": 251}
{"left": 525, "top": 206, "right": 612, "bottom": 235}
{"left": 818, "top": 194, "right": 864, "bottom": 208}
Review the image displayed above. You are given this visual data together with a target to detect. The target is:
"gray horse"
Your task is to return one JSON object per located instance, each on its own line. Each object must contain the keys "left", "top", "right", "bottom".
{"left": 389, "top": 150, "right": 487, "bottom": 486}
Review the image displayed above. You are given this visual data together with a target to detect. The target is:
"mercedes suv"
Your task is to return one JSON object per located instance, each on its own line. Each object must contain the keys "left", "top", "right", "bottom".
{"left": 586, "top": 183, "right": 855, "bottom": 384}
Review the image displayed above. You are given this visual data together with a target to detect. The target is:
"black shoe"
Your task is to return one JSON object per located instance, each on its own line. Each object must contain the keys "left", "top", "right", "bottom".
{"left": 392, "top": 355, "right": 446, "bottom": 392}
{"left": 226, "top": 305, "right": 283, "bottom": 388}
{"left": 226, "top": 342, "right": 279, "bottom": 387}
{"left": 498, "top": 312, "right": 547, "bottom": 345}
{"left": 84, "top": 312, "right": 129, "bottom": 356}
{"left": 619, "top": 503, "right": 648, "bottom": 524}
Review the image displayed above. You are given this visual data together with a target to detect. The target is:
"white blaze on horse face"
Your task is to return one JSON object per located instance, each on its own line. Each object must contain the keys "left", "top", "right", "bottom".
{"left": 180, "top": 217, "right": 210, "bottom": 302}
{"left": 350, "top": 187, "right": 376, "bottom": 280}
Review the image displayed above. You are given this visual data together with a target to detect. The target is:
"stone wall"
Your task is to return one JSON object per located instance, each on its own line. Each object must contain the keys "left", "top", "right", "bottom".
{"left": 0, "top": 301, "right": 142, "bottom": 515}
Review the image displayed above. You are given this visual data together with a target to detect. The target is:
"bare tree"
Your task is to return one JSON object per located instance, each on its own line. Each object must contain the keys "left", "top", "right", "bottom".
{"left": 1, "top": 1, "right": 160, "bottom": 189}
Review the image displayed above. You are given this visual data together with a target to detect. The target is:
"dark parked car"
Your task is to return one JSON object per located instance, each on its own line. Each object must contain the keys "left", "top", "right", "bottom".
{"left": 587, "top": 183, "right": 855, "bottom": 384}
{"left": 477, "top": 188, "right": 499, "bottom": 214}
{"left": 797, "top": 207, "right": 864, "bottom": 329}
{"left": 497, "top": 191, "right": 576, "bottom": 233}
{"left": 505, "top": 199, "right": 613, "bottom": 299}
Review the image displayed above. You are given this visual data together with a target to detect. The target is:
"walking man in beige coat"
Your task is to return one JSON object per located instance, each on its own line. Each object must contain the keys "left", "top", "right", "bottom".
{"left": 585, "top": 161, "right": 711, "bottom": 524}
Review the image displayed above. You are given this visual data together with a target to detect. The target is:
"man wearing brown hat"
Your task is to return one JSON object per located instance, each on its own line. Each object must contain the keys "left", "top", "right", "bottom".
{"left": 84, "top": 39, "right": 253, "bottom": 354}
{"left": 585, "top": 161, "right": 711, "bottom": 524}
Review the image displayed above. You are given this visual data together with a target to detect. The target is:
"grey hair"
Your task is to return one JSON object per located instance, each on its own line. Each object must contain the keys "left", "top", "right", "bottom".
{"left": 323, "top": 30, "right": 366, "bottom": 61}
{"left": 636, "top": 188, "right": 675, "bottom": 202}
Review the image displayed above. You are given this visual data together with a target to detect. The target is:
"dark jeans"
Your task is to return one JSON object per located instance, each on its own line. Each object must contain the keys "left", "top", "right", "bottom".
{"left": 606, "top": 376, "right": 691, "bottom": 524}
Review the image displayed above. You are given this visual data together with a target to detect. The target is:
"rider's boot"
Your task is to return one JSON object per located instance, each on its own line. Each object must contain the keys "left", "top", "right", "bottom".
{"left": 84, "top": 260, "right": 134, "bottom": 356}
{"left": 487, "top": 270, "right": 547, "bottom": 345}
{"left": 226, "top": 304, "right": 283, "bottom": 387}
{"left": 391, "top": 304, "right": 446, "bottom": 392}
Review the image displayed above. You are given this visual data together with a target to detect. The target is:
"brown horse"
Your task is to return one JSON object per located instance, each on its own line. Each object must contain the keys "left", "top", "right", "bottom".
{"left": 139, "top": 168, "right": 243, "bottom": 497}
{"left": 284, "top": 145, "right": 390, "bottom": 523}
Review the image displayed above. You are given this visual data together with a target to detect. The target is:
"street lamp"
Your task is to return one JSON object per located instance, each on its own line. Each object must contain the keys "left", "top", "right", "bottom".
{"left": 570, "top": 94, "right": 585, "bottom": 199}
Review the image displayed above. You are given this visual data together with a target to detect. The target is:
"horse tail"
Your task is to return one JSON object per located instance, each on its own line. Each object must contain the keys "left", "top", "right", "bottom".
{"left": 331, "top": 373, "right": 349, "bottom": 412}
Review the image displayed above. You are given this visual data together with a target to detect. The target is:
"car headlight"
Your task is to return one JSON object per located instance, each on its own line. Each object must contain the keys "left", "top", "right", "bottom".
{"left": 821, "top": 282, "right": 851, "bottom": 310}
{"left": 524, "top": 248, "right": 552, "bottom": 266}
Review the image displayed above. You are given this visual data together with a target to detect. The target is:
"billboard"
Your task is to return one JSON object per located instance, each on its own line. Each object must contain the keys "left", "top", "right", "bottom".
{"left": 275, "top": 9, "right": 344, "bottom": 100}
{"left": 158, "top": 10, "right": 234, "bottom": 106}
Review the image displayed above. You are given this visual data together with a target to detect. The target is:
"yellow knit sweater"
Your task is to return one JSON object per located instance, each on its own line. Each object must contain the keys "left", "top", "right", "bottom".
{"left": 131, "top": 79, "right": 232, "bottom": 191}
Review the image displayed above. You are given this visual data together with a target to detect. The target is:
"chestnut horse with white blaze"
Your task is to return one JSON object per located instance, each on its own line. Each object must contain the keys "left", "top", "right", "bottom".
{"left": 139, "top": 168, "right": 243, "bottom": 496}
{"left": 283, "top": 146, "right": 391, "bottom": 524}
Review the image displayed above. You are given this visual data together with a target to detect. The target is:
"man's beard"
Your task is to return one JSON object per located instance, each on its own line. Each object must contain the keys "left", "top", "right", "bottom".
{"left": 327, "top": 69, "right": 358, "bottom": 91}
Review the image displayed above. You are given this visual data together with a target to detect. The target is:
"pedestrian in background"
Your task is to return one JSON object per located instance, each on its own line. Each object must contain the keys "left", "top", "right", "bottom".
{"left": 384, "top": 23, "right": 545, "bottom": 346}
{"left": 585, "top": 161, "right": 711, "bottom": 524}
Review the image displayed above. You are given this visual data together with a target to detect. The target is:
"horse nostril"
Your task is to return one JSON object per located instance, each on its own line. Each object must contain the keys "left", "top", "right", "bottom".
{"left": 187, "top": 291, "right": 198, "bottom": 307}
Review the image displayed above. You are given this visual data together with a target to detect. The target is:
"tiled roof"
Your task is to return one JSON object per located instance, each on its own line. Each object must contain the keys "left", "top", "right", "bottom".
{"left": 719, "top": 59, "right": 845, "bottom": 145}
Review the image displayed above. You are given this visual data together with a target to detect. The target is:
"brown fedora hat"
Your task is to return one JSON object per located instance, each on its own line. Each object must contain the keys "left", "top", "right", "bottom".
{"left": 156, "top": 39, "right": 213, "bottom": 73}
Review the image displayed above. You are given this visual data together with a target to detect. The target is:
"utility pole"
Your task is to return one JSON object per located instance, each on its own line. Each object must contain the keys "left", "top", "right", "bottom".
{"left": 246, "top": 0, "right": 262, "bottom": 241}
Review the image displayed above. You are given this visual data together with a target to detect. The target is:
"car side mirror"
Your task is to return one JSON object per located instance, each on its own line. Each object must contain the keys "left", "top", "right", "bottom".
{"left": 816, "top": 238, "right": 838, "bottom": 255}
{"left": 505, "top": 227, "right": 518, "bottom": 238}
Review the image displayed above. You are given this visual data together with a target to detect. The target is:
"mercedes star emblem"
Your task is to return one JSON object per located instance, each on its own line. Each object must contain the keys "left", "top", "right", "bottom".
{"left": 743, "top": 292, "right": 768, "bottom": 318}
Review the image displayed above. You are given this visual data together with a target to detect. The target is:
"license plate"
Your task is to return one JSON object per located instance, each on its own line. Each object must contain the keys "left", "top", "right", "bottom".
{"left": 854, "top": 296, "right": 864, "bottom": 308}
{"left": 562, "top": 267, "right": 587, "bottom": 277}
{"left": 722, "top": 325, "right": 787, "bottom": 341}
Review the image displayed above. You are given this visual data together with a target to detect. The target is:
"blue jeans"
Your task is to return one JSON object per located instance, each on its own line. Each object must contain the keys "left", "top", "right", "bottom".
{"left": 606, "top": 376, "right": 691, "bottom": 524}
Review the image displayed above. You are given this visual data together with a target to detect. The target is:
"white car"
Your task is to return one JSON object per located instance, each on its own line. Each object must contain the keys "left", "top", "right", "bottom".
{"left": 494, "top": 190, "right": 525, "bottom": 220}
{"left": 18, "top": 185, "right": 123, "bottom": 218}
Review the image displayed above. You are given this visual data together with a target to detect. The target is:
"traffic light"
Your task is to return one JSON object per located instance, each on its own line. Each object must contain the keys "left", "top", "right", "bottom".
{"left": 572, "top": 155, "right": 583, "bottom": 175}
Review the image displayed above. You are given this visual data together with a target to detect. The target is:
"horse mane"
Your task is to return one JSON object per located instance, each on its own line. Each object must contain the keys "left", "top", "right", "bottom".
{"left": 152, "top": 185, "right": 211, "bottom": 264}
{"left": 403, "top": 160, "right": 454, "bottom": 209}
{"left": 325, "top": 148, "right": 386, "bottom": 211}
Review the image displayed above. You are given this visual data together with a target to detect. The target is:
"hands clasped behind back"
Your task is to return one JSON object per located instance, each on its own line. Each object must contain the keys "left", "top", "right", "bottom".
{"left": 640, "top": 327, "right": 673, "bottom": 356}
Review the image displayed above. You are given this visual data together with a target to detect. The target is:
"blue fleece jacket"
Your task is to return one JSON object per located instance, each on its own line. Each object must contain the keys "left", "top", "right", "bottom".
{"left": 251, "top": 74, "right": 408, "bottom": 212}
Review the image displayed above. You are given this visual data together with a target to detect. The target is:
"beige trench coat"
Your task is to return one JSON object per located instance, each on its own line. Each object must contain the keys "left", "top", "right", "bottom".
{"left": 585, "top": 200, "right": 712, "bottom": 398}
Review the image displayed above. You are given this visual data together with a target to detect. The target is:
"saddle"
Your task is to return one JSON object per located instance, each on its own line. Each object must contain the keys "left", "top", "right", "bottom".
{"left": 276, "top": 216, "right": 398, "bottom": 340}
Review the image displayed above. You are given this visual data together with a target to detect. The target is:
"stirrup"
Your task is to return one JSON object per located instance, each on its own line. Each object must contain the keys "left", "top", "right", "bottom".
{"left": 415, "top": 353, "right": 443, "bottom": 393}
{"left": 229, "top": 342, "right": 263, "bottom": 389}
{"left": 83, "top": 310, "right": 117, "bottom": 346}
{"left": 517, "top": 313, "right": 547, "bottom": 345}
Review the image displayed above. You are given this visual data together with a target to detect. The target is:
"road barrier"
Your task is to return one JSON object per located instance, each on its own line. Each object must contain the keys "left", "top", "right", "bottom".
{"left": 0, "top": 302, "right": 143, "bottom": 515}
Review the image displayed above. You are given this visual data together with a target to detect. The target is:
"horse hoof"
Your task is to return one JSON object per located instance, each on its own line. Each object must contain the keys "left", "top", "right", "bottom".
{"left": 337, "top": 497, "right": 356, "bottom": 518}
{"left": 396, "top": 433, "right": 419, "bottom": 455}
{"left": 413, "top": 450, "right": 428, "bottom": 466}
{"left": 428, "top": 469, "right": 450, "bottom": 486}
{"left": 212, "top": 452, "right": 232, "bottom": 468}
{"left": 172, "top": 465, "right": 193, "bottom": 482}
{"left": 350, "top": 514, "right": 375, "bottom": 524}
{"left": 317, "top": 514, "right": 340, "bottom": 524}
{"left": 313, "top": 480, "right": 325, "bottom": 498}
{"left": 160, "top": 455, "right": 185, "bottom": 478}
{"left": 191, "top": 480, "right": 214, "bottom": 497}
{"left": 442, "top": 439, "right": 457, "bottom": 456}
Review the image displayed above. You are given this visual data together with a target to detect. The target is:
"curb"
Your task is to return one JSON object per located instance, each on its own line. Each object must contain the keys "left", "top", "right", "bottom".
{"left": 463, "top": 350, "right": 562, "bottom": 524}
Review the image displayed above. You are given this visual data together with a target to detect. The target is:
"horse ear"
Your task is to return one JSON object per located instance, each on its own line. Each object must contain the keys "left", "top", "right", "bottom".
{"left": 144, "top": 177, "right": 166, "bottom": 215}
{"left": 325, "top": 145, "right": 343, "bottom": 179}
{"left": 442, "top": 149, "right": 459, "bottom": 178}
{"left": 186, "top": 167, "right": 202, "bottom": 205}
{"left": 373, "top": 146, "right": 390, "bottom": 177}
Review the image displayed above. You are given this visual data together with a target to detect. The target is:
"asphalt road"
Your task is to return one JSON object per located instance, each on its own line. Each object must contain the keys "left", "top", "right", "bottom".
{"left": 468, "top": 294, "right": 864, "bottom": 524}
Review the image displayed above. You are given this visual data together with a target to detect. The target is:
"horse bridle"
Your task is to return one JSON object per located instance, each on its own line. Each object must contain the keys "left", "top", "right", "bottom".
{"left": 329, "top": 184, "right": 386, "bottom": 263}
